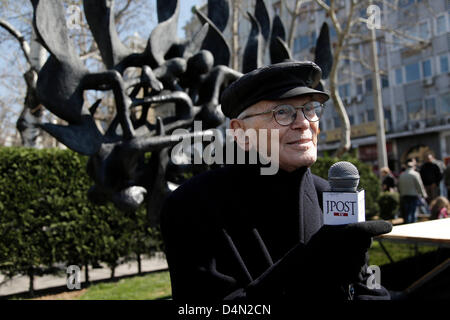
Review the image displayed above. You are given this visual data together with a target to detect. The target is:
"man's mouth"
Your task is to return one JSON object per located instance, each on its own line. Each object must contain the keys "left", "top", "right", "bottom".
{"left": 287, "top": 138, "right": 312, "bottom": 145}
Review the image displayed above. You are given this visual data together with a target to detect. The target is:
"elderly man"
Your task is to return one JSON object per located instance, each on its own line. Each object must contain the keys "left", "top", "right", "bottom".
{"left": 161, "top": 62, "right": 392, "bottom": 301}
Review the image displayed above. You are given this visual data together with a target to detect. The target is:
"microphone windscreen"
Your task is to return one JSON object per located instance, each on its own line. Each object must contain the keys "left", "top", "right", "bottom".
{"left": 328, "top": 161, "right": 360, "bottom": 192}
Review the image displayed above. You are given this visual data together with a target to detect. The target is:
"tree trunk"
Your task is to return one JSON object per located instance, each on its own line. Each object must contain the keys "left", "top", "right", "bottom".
{"left": 322, "top": 0, "right": 356, "bottom": 157}
{"left": 329, "top": 44, "right": 351, "bottom": 157}
{"left": 28, "top": 268, "right": 34, "bottom": 297}
{"left": 84, "top": 263, "right": 90, "bottom": 285}
{"left": 231, "top": 0, "right": 240, "bottom": 70}
{"left": 287, "top": 0, "right": 303, "bottom": 49}
{"left": 137, "top": 253, "right": 142, "bottom": 275}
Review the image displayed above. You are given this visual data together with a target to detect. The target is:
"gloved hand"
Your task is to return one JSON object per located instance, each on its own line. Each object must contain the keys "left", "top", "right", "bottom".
{"left": 245, "top": 221, "right": 392, "bottom": 300}
{"left": 304, "top": 221, "right": 392, "bottom": 284}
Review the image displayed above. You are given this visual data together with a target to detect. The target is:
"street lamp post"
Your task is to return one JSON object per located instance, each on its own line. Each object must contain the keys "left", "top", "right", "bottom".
{"left": 369, "top": 0, "right": 388, "bottom": 170}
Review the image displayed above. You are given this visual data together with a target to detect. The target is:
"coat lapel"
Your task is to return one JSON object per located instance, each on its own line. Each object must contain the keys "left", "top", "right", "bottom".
{"left": 299, "top": 169, "right": 324, "bottom": 244}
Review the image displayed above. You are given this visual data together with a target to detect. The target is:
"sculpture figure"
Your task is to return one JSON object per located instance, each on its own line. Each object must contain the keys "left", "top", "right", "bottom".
{"left": 30, "top": 0, "right": 333, "bottom": 226}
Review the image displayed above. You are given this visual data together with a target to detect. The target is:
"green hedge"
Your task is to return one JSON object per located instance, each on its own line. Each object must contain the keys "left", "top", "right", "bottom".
{"left": 0, "top": 147, "right": 161, "bottom": 293}
{"left": 311, "top": 153, "right": 381, "bottom": 219}
{"left": 378, "top": 192, "right": 400, "bottom": 220}
{"left": 0, "top": 147, "right": 380, "bottom": 294}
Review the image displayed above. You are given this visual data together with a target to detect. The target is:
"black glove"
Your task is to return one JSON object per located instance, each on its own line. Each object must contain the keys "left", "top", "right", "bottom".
{"left": 305, "top": 220, "right": 392, "bottom": 284}
{"left": 245, "top": 221, "right": 392, "bottom": 300}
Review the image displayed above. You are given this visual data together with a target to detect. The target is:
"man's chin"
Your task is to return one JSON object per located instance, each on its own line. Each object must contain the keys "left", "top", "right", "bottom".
{"left": 279, "top": 155, "right": 317, "bottom": 171}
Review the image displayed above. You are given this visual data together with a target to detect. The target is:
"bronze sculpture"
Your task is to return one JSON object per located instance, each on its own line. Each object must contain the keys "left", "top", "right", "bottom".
{"left": 30, "top": 0, "right": 332, "bottom": 226}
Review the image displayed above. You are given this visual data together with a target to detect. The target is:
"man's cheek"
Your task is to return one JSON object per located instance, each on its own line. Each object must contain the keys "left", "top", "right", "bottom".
{"left": 311, "top": 125, "right": 318, "bottom": 146}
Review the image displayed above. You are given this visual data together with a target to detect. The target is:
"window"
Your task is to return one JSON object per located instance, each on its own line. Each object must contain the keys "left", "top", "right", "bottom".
{"left": 381, "top": 75, "right": 389, "bottom": 88}
{"left": 384, "top": 108, "right": 392, "bottom": 126}
{"left": 329, "top": 25, "right": 337, "bottom": 39}
{"left": 406, "top": 100, "right": 423, "bottom": 120}
{"left": 407, "top": 26, "right": 419, "bottom": 45}
{"left": 356, "top": 81, "right": 363, "bottom": 95}
{"left": 293, "top": 37, "right": 301, "bottom": 53}
{"left": 436, "top": 15, "right": 447, "bottom": 34}
{"left": 425, "top": 97, "right": 436, "bottom": 118}
{"left": 396, "top": 105, "right": 405, "bottom": 122}
{"left": 395, "top": 68, "right": 403, "bottom": 85}
{"left": 376, "top": 40, "right": 386, "bottom": 55}
{"left": 366, "top": 109, "right": 374, "bottom": 122}
{"left": 419, "top": 21, "right": 430, "bottom": 39}
{"left": 349, "top": 115, "right": 355, "bottom": 125}
{"left": 440, "top": 55, "right": 449, "bottom": 73}
{"left": 422, "top": 59, "right": 432, "bottom": 78}
{"left": 310, "top": 32, "right": 316, "bottom": 46}
{"left": 326, "top": 118, "right": 333, "bottom": 130}
{"left": 365, "top": 78, "right": 373, "bottom": 93}
{"left": 298, "top": 35, "right": 310, "bottom": 52}
{"left": 441, "top": 93, "right": 450, "bottom": 114}
{"left": 383, "top": 107, "right": 392, "bottom": 131}
{"left": 399, "top": 0, "right": 414, "bottom": 7}
{"left": 334, "top": 116, "right": 341, "bottom": 128}
{"left": 339, "top": 83, "right": 350, "bottom": 97}
{"left": 391, "top": 35, "right": 401, "bottom": 51}
{"left": 358, "top": 112, "right": 366, "bottom": 124}
{"left": 405, "top": 62, "right": 420, "bottom": 83}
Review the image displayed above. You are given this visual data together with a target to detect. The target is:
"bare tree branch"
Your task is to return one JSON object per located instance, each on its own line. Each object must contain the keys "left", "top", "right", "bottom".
{"left": 0, "top": 18, "right": 31, "bottom": 66}
{"left": 314, "top": 0, "right": 330, "bottom": 12}
{"left": 287, "top": 0, "right": 304, "bottom": 49}
{"left": 114, "top": 0, "right": 133, "bottom": 22}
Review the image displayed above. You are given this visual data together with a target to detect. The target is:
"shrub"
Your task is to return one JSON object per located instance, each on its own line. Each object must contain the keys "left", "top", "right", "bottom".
{"left": 0, "top": 147, "right": 162, "bottom": 293}
{"left": 378, "top": 192, "right": 400, "bottom": 220}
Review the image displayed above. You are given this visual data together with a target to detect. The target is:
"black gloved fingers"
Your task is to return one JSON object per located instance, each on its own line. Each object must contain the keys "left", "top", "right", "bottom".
{"left": 344, "top": 220, "right": 392, "bottom": 238}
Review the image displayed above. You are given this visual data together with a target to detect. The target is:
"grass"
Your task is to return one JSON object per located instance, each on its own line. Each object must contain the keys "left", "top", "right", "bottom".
{"left": 26, "top": 242, "right": 438, "bottom": 300}
{"left": 369, "top": 240, "right": 438, "bottom": 266}
{"left": 78, "top": 271, "right": 172, "bottom": 300}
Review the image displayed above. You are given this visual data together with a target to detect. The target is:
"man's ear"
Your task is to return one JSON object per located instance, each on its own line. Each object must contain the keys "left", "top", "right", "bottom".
{"left": 229, "top": 119, "right": 250, "bottom": 151}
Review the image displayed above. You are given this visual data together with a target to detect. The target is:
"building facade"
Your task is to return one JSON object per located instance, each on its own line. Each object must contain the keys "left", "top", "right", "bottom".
{"left": 184, "top": 0, "right": 450, "bottom": 174}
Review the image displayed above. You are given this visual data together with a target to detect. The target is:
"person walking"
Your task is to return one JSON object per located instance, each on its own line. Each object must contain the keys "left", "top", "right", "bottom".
{"left": 380, "top": 167, "right": 396, "bottom": 192}
{"left": 419, "top": 153, "right": 443, "bottom": 203}
{"left": 398, "top": 158, "right": 428, "bottom": 224}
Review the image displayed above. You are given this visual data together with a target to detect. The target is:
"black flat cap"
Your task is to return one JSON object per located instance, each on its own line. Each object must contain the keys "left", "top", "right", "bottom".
{"left": 220, "top": 61, "right": 330, "bottom": 119}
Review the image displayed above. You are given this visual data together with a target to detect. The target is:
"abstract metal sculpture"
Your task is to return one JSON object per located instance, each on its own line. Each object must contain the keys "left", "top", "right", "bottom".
{"left": 30, "top": 0, "right": 333, "bottom": 226}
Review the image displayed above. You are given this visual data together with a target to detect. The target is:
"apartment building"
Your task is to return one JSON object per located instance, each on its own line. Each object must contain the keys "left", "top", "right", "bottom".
{"left": 184, "top": 0, "right": 450, "bottom": 172}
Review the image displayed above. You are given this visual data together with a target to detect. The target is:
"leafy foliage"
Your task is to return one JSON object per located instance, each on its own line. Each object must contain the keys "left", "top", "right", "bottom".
{"left": 0, "top": 147, "right": 162, "bottom": 285}
{"left": 378, "top": 191, "right": 400, "bottom": 220}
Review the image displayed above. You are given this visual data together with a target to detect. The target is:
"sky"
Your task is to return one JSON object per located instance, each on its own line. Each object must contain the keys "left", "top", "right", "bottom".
{"left": 177, "top": 0, "right": 207, "bottom": 38}
{"left": 0, "top": 0, "right": 207, "bottom": 143}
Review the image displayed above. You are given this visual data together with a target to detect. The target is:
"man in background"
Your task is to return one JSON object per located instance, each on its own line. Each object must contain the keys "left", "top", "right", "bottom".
{"left": 420, "top": 153, "right": 444, "bottom": 203}
{"left": 399, "top": 158, "right": 428, "bottom": 224}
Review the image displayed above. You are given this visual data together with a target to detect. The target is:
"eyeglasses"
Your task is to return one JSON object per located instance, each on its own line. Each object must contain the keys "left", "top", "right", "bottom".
{"left": 238, "top": 101, "right": 325, "bottom": 126}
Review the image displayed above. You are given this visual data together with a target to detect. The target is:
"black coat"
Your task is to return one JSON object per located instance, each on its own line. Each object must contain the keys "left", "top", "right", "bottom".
{"left": 420, "top": 162, "right": 443, "bottom": 186}
{"left": 161, "top": 162, "right": 390, "bottom": 301}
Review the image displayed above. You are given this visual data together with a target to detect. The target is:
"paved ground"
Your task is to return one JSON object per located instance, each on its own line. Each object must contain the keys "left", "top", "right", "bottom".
{"left": 0, "top": 253, "right": 168, "bottom": 297}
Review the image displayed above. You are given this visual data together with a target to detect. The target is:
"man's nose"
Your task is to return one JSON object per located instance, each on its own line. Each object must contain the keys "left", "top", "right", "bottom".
{"left": 290, "top": 109, "right": 310, "bottom": 129}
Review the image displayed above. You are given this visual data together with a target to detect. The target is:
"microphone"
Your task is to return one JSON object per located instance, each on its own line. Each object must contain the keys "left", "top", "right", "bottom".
{"left": 323, "top": 161, "right": 366, "bottom": 225}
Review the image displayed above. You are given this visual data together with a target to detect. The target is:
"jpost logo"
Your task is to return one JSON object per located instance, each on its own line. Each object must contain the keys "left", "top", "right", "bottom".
{"left": 325, "top": 200, "right": 357, "bottom": 217}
